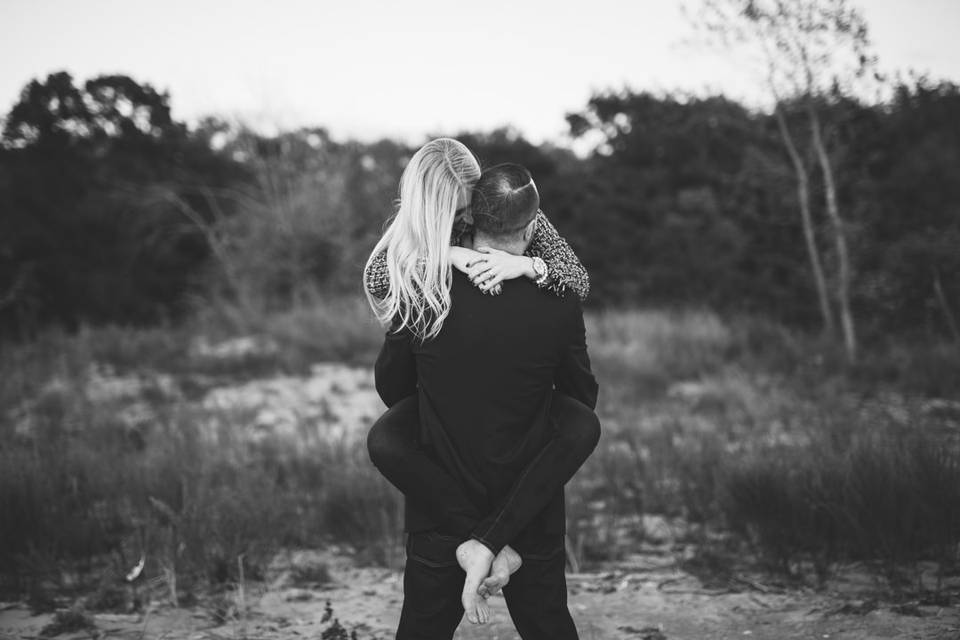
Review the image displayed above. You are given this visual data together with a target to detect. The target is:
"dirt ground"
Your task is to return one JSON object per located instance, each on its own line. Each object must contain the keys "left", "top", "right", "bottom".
{"left": 2, "top": 548, "right": 957, "bottom": 640}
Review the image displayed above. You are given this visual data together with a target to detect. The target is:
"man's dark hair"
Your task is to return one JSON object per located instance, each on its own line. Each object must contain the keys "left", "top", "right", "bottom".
{"left": 471, "top": 163, "right": 539, "bottom": 236}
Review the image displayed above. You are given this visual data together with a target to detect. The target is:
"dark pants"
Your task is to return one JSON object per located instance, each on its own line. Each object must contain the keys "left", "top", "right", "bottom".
{"left": 367, "top": 393, "right": 600, "bottom": 554}
{"left": 395, "top": 530, "right": 578, "bottom": 640}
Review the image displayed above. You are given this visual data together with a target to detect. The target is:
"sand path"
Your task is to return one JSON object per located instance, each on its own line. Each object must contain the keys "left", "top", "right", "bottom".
{"left": 2, "top": 549, "right": 956, "bottom": 640}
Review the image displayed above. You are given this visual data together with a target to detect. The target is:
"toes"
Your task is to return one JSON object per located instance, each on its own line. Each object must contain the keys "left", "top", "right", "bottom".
{"left": 463, "top": 593, "right": 487, "bottom": 625}
{"left": 463, "top": 601, "right": 479, "bottom": 624}
{"left": 480, "top": 577, "right": 500, "bottom": 596}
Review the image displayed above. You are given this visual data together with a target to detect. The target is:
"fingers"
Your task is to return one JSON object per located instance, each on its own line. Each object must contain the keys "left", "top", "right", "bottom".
{"left": 474, "top": 272, "right": 497, "bottom": 288}
{"left": 468, "top": 263, "right": 494, "bottom": 281}
{"left": 479, "top": 272, "right": 506, "bottom": 291}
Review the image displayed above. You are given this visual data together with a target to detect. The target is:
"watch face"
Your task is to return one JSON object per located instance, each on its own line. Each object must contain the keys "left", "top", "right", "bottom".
{"left": 534, "top": 257, "right": 547, "bottom": 279}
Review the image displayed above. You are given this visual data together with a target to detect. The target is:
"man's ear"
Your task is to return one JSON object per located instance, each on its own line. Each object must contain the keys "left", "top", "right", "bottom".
{"left": 523, "top": 218, "right": 536, "bottom": 242}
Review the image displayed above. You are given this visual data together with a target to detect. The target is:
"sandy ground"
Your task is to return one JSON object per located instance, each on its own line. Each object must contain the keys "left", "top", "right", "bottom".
{"left": 2, "top": 548, "right": 957, "bottom": 640}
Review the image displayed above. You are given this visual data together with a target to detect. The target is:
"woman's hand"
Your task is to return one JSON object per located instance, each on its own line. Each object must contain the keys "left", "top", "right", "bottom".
{"left": 450, "top": 246, "right": 482, "bottom": 276}
{"left": 467, "top": 247, "right": 536, "bottom": 294}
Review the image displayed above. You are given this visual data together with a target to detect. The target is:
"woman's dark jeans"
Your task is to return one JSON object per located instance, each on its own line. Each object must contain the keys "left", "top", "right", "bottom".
{"left": 366, "top": 393, "right": 601, "bottom": 554}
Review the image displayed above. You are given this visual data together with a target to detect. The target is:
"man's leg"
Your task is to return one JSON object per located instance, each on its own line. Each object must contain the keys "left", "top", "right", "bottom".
{"left": 501, "top": 536, "right": 579, "bottom": 640}
{"left": 395, "top": 530, "right": 465, "bottom": 640}
{"left": 370, "top": 394, "right": 599, "bottom": 625}
{"left": 368, "top": 394, "right": 600, "bottom": 553}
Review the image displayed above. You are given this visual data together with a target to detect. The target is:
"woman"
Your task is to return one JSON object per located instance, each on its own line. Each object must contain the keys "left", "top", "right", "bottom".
{"left": 363, "top": 138, "right": 600, "bottom": 625}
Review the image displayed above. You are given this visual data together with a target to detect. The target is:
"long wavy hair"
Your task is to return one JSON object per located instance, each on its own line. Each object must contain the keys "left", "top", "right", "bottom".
{"left": 364, "top": 138, "right": 481, "bottom": 340}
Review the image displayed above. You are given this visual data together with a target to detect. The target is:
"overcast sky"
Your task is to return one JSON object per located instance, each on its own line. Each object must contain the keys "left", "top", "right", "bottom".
{"left": 1, "top": 0, "right": 958, "bottom": 144}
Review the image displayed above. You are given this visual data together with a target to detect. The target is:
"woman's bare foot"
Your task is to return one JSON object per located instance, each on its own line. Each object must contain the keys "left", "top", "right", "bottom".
{"left": 478, "top": 544, "right": 522, "bottom": 598}
{"left": 455, "top": 539, "right": 494, "bottom": 624}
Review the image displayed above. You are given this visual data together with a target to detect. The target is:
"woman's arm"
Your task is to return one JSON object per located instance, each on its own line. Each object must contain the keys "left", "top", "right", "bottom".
{"left": 364, "top": 249, "right": 390, "bottom": 300}
{"left": 466, "top": 211, "right": 591, "bottom": 300}
{"left": 364, "top": 247, "right": 486, "bottom": 300}
{"left": 524, "top": 210, "right": 590, "bottom": 301}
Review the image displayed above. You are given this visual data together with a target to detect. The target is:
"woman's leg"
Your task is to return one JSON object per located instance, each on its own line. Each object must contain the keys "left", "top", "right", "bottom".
{"left": 367, "top": 393, "right": 600, "bottom": 552}
{"left": 470, "top": 394, "right": 600, "bottom": 554}
{"left": 368, "top": 399, "right": 496, "bottom": 625}
{"left": 367, "top": 395, "right": 484, "bottom": 539}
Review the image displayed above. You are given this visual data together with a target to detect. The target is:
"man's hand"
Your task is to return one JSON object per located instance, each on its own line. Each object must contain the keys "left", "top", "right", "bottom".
{"left": 467, "top": 247, "right": 536, "bottom": 293}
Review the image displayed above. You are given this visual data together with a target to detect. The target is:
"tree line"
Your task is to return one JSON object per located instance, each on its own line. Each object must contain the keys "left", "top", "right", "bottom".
{"left": 0, "top": 70, "right": 958, "bottom": 348}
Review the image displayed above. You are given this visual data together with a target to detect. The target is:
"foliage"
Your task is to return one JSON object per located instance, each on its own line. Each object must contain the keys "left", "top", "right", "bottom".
{"left": 2, "top": 306, "right": 957, "bottom": 599}
{"left": 0, "top": 72, "right": 247, "bottom": 337}
{"left": 562, "top": 82, "right": 960, "bottom": 342}
{"left": 2, "top": 71, "right": 959, "bottom": 346}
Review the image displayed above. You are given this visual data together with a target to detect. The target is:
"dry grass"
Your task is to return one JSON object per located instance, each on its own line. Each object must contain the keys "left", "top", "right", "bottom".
{"left": 1, "top": 303, "right": 958, "bottom": 603}
{"left": 572, "top": 308, "right": 960, "bottom": 585}
{"left": 0, "top": 297, "right": 396, "bottom": 603}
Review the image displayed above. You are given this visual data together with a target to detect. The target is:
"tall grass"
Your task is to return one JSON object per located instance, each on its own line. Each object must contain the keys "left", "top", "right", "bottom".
{"left": 722, "top": 425, "right": 960, "bottom": 582}
{"left": 1, "top": 304, "right": 958, "bottom": 602}
{"left": 572, "top": 308, "right": 960, "bottom": 586}
{"left": 0, "top": 390, "right": 402, "bottom": 600}
{"left": 0, "top": 299, "right": 394, "bottom": 602}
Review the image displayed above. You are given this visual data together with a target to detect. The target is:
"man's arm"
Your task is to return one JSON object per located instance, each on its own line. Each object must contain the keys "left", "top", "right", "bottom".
{"left": 555, "top": 300, "right": 599, "bottom": 409}
{"left": 374, "top": 323, "right": 418, "bottom": 407}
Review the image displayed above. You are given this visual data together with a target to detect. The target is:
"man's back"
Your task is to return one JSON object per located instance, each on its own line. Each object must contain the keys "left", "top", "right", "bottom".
{"left": 411, "top": 270, "right": 596, "bottom": 520}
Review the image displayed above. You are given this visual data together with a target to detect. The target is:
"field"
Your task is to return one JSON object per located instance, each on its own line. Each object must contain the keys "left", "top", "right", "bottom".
{"left": 1, "top": 301, "right": 959, "bottom": 639}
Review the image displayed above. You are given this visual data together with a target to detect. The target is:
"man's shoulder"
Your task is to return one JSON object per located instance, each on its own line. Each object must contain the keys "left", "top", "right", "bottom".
{"left": 449, "top": 272, "right": 580, "bottom": 321}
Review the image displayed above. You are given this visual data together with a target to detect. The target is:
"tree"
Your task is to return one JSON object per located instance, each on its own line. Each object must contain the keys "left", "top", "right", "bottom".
{"left": 563, "top": 93, "right": 777, "bottom": 309}
{"left": 0, "top": 72, "right": 244, "bottom": 336}
{"left": 689, "top": 0, "right": 878, "bottom": 361}
{"left": 3, "top": 72, "right": 180, "bottom": 149}
{"left": 843, "top": 80, "right": 960, "bottom": 341}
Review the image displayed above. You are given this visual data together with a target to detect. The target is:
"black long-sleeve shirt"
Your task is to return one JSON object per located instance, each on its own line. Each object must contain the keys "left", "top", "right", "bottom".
{"left": 374, "top": 270, "right": 598, "bottom": 536}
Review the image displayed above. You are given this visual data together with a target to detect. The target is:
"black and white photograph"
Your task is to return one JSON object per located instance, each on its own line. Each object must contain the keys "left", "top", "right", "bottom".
{"left": 1, "top": 1, "right": 959, "bottom": 638}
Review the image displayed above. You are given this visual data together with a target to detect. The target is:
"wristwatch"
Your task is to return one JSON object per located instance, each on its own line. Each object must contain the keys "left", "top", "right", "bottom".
{"left": 530, "top": 256, "right": 549, "bottom": 286}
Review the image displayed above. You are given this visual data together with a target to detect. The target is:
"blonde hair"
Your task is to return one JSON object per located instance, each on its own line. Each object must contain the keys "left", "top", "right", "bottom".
{"left": 364, "top": 138, "right": 481, "bottom": 340}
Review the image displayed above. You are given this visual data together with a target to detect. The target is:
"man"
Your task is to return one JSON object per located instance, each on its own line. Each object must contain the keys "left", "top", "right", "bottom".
{"left": 375, "top": 163, "right": 599, "bottom": 639}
